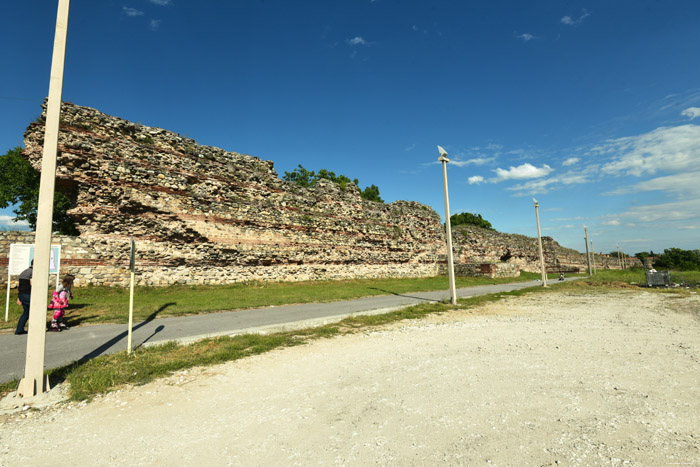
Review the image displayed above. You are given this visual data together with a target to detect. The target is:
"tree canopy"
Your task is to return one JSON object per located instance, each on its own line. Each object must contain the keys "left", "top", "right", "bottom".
{"left": 0, "top": 146, "right": 78, "bottom": 235}
{"left": 653, "top": 248, "right": 700, "bottom": 271}
{"left": 283, "top": 164, "right": 384, "bottom": 203}
{"left": 449, "top": 212, "right": 494, "bottom": 230}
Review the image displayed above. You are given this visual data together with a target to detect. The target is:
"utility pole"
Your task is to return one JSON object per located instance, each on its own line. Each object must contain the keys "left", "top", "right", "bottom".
{"left": 438, "top": 146, "right": 457, "bottom": 305}
{"left": 533, "top": 199, "right": 547, "bottom": 287}
{"left": 584, "top": 227, "right": 592, "bottom": 277}
{"left": 617, "top": 244, "right": 623, "bottom": 270}
{"left": 18, "top": 0, "right": 71, "bottom": 397}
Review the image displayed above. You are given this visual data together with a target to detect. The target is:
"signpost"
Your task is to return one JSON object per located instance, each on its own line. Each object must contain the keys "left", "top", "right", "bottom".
{"left": 127, "top": 237, "right": 135, "bottom": 354}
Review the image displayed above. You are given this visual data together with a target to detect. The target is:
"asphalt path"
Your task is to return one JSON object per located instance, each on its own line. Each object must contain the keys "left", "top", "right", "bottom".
{"left": 0, "top": 278, "right": 577, "bottom": 384}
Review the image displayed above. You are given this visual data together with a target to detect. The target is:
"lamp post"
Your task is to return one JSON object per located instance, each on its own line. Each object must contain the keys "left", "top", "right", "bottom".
{"left": 18, "top": 0, "right": 71, "bottom": 398}
{"left": 532, "top": 198, "right": 547, "bottom": 287}
{"left": 438, "top": 145, "right": 457, "bottom": 305}
{"left": 617, "top": 244, "right": 623, "bottom": 270}
{"left": 584, "top": 227, "right": 592, "bottom": 277}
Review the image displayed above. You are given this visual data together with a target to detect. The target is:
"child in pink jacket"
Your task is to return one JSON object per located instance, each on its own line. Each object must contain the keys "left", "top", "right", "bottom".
{"left": 48, "top": 274, "right": 75, "bottom": 332}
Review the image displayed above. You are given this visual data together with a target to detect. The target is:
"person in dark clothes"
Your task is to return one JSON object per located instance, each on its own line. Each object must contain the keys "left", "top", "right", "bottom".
{"left": 15, "top": 260, "right": 33, "bottom": 335}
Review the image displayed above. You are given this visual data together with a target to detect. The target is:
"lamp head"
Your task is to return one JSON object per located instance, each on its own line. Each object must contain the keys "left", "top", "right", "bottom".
{"left": 532, "top": 197, "right": 538, "bottom": 206}
{"left": 437, "top": 145, "right": 449, "bottom": 162}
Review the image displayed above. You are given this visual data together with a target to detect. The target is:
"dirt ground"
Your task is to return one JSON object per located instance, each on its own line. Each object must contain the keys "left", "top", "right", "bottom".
{"left": 1, "top": 289, "right": 699, "bottom": 466}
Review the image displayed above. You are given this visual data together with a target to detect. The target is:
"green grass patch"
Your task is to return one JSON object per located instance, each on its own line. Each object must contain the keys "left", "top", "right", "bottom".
{"left": 1, "top": 273, "right": 548, "bottom": 331}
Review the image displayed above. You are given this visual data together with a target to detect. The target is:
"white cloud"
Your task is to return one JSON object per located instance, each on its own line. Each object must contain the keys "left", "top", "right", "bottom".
{"left": 515, "top": 33, "right": 535, "bottom": 42}
{"left": 678, "top": 225, "right": 698, "bottom": 230}
{"left": 681, "top": 107, "right": 700, "bottom": 120}
{"left": 347, "top": 37, "right": 367, "bottom": 46}
{"left": 598, "top": 124, "right": 700, "bottom": 177}
{"left": 605, "top": 171, "right": 700, "bottom": 197}
{"left": 493, "top": 163, "right": 553, "bottom": 181}
{"left": 616, "top": 199, "right": 700, "bottom": 223}
{"left": 468, "top": 176, "right": 485, "bottom": 185}
{"left": 506, "top": 170, "right": 593, "bottom": 195}
{"left": 451, "top": 157, "right": 494, "bottom": 167}
{"left": 562, "top": 157, "right": 579, "bottom": 166}
{"left": 0, "top": 215, "right": 30, "bottom": 230}
{"left": 404, "top": 144, "right": 416, "bottom": 152}
{"left": 150, "top": 19, "right": 161, "bottom": 31}
{"left": 122, "top": 6, "right": 144, "bottom": 16}
{"left": 149, "top": 0, "right": 172, "bottom": 5}
{"left": 561, "top": 9, "right": 590, "bottom": 25}
{"left": 602, "top": 219, "right": 621, "bottom": 226}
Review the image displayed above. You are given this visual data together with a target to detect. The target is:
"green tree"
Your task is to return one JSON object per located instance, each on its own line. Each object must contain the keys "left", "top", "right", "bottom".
{"left": 282, "top": 164, "right": 316, "bottom": 187}
{"left": 450, "top": 212, "right": 494, "bottom": 230}
{"left": 283, "top": 164, "right": 384, "bottom": 202}
{"left": 635, "top": 251, "right": 649, "bottom": 264}
{"left": 0, "top": 146, "right": 79, "bottom": 235}
{"left": 361, "top": 184, "right": 383, "bottom": 203}
{"left": 653, "top": 248, "right": 700, "bottom": 270}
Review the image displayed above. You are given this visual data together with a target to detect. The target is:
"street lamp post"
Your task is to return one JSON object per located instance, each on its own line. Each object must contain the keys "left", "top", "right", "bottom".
{"left": 532, "top": 198, "right": 547, "bottom": 287}
{"left": 584, "top": 227, "right": 592, "bottom": 277}
{"left": 18, "top": 0, "right": 71, "bottom": 398}
{"left": 438, "top": 145, "right": 457, "bottom": 305}
{"left": 617, "top": 244, "right": 623, "bottom": 270}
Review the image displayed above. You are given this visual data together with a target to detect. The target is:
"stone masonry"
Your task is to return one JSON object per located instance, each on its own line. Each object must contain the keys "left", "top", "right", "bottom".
{"left": 0, "top": 101, "right": 627, "bottom": 287}
{"left": 15, "top": 102, "right": 444, "bottom": 286}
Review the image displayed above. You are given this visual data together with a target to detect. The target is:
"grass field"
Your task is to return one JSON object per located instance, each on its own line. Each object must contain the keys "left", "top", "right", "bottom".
{"left": 1, "top": 272, "right": 552, "bottom": 331}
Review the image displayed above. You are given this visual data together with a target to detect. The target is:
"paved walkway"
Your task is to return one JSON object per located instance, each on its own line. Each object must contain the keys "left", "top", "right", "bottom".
{"left": 0, "top": 278, "right": 575, "bottom": 384}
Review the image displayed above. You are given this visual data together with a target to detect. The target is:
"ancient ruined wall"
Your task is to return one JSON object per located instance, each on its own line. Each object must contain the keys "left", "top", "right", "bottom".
{"left": 16, "top": 102, "right": 444, "bottom": 286}
{"left": 450, "top": 224, "right": 640, "bottom": 273}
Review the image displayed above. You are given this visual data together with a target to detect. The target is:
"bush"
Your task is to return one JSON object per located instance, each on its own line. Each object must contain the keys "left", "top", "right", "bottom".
{"left": 283, "top": 164, "right": 384, "bottom": 203}
{"left": 450, "top": 212, "right": 494, "bottom": 230}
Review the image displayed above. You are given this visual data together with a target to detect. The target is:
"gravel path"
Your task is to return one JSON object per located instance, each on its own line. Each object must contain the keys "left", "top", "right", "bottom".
{"left": 1, "top": 289, "right": 699, "bottom": 466}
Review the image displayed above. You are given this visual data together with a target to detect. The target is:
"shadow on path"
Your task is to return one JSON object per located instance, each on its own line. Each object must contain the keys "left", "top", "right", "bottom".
{"left": 47, "top": 303, "right": 176, "bottom": 387}
{"left": 77, "top": 302, "right": 176, "bottom": 363}
{"left": 368, "top": 288, "right": 440, "bottom": 303}
{"left": 135, "top": 325, "right": 165, "bottom": 350}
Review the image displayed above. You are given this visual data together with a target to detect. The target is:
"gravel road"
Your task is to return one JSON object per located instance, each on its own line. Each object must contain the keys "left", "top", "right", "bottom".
{"left": 1, "top": 288, "right": 699, "bottom": 466}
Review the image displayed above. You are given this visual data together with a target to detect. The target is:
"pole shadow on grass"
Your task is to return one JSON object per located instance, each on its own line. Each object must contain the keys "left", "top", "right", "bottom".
{"left": 368, "top": 287, "right": 440, "bottom": 302}
{"left": 75, "top": 302, "right": 176, "bottom": 364}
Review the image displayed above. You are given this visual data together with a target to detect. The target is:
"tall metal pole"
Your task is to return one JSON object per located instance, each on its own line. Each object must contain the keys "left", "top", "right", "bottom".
{"left": 584, "top": 227, "right": 592, "bottom": 277}
{"left": 533, "top": 199, "right": 547, "bottom": 287}
{"left": 438, "top": 146, "right": 457, "bottom": 305}
{"left": 18, "top": 0, "right": 71, "bottom": 398}
{"left": 590, "top": 240, "right": 597, "bottom": 275}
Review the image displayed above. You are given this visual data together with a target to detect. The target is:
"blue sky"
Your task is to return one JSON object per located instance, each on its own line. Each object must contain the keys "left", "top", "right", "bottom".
{"left": 1, "top": 0, "right": 699, "bottom": 255}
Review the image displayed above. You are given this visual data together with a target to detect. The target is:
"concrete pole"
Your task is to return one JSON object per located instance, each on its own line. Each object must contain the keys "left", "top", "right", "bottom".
{"left": 438, "top": 147, "right": 457, "bottom": 305}
{"left": 18, "top": 0, "right": 70, "bottom": 398}
{"left": 590, "top": 240, "right": 597, "bottom": 275}
{"left": 617, "top": 244, "right": 622, "bottom": 269}
{"left": 533, "top": 199, "right": 547, "bottom": 287}
{"left": 584, "top": 227, "right": 592, "bottom": 277}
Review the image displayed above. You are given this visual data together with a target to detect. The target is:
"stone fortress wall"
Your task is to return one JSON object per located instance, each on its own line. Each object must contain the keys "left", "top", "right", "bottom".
{"left": 0, "top": 102, "right": 634, "bottom": 287}
{"left": 450, "top": 224, "right": 640, "bottom": 275}
{"left": 9, "top": 102, "right": 445, "bottom": 286}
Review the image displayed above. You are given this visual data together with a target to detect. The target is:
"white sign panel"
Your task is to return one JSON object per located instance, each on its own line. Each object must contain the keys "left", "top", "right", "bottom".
{"left": 8, "top": 244, "right": 33, "bottom": 275}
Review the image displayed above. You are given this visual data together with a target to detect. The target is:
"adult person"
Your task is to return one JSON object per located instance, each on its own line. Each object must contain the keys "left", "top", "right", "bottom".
{"left": 15, "top": 260, "right": 33, "bottom": 335}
